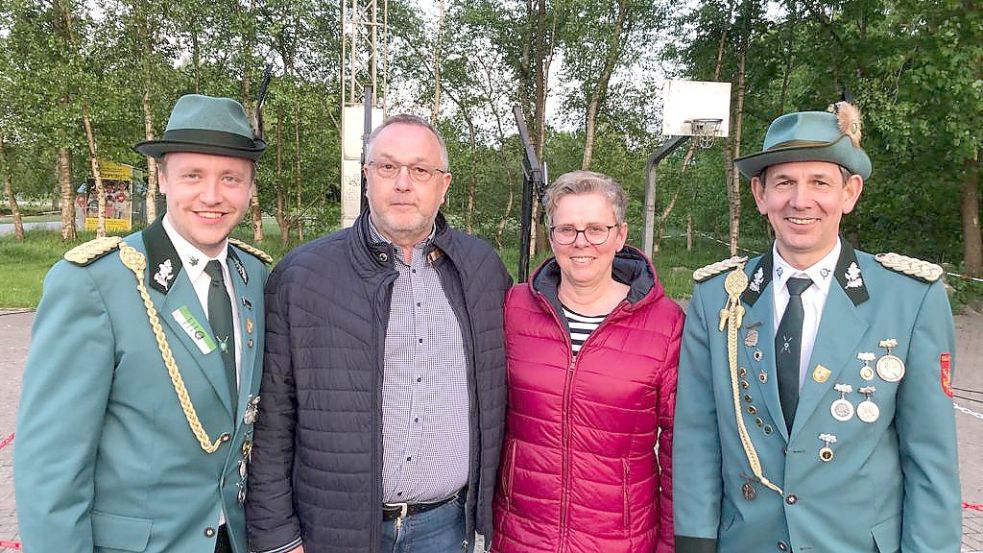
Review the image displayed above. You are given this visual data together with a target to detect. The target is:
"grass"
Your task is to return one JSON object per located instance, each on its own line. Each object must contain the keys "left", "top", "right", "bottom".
{"left": 0, "top": 229, "right": 94, "bottom": 308}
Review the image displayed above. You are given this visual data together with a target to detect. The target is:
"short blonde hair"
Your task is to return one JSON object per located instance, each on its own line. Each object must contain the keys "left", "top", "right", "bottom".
{"left": 542, "top": 170, "right": 627, "bottom": 226}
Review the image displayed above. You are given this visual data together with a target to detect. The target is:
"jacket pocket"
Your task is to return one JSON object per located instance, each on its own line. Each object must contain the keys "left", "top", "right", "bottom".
{"left": 501, "top": 439, "right": 517, "bottom": 512}
{"left": 871, "top": 514, "right": 901, "bottom": 553}
{"left": 91, "top": 510, "right": 152, "bottom": 552}
{"left": 622, "top": 459, "right": 631, "bottom": 532}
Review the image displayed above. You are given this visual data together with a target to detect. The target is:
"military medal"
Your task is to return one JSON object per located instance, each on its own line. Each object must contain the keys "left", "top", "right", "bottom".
{"left": 745, "top": 329, "right": 759, "bottom": 347}
{"left": 742, "top": 479, "right": 757, "bottom": 501}
{"left": 857, "top": 386, "right": 880, "bottom": 423}
{"left": 876, "top": 339, "right": 905, "bottom": 382}
{"left": 237, "top": 480, "right": 247, "bottom": 505}
{"left": 818, "top": 433, "right": 837, "bottom": 462}
{"left": 830, "top": 383, "right": 855, "bottom": 421}
{"left": 857, "top": 352, "right": 876, "bottom": 381}
{"left": 244, "top": 395, "right": 261, "bottom": 424}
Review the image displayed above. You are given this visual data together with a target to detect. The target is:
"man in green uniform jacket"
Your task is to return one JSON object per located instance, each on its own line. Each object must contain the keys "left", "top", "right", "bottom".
{"left": 14, "top": 94, "right": 271, "bottom": 553}
{"left": 673, "top": 100, "right": 961, "bottom": 553}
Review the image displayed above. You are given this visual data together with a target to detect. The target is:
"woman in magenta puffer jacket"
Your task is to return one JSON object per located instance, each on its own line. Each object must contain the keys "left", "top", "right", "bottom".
{"left": 492, "top": 171, "right": 683, "bottom": 553}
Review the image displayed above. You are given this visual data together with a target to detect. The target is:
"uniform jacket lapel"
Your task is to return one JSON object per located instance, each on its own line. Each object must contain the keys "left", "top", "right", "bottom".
{"left": 227, "top": 247, "right": 258, "bottom": 423}
{"left": 790, "top": 241, "right": 870, "bottom": 441}
{"left": 740, "top": 251, "right": 789, "bottom": 442}
{"left": 142, "top": 220, "right": 236, "bottom": 417}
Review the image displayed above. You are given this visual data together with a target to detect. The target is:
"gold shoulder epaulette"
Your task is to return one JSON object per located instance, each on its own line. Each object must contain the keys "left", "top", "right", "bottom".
{"left": 64, "top": 236, "right": 123, "bottom": 266}
{"left": 229, "top": 238, "right": 273, "bottom": 265}
{"left": 874, "top": 252, "right": 943, "bottom": 283}
{"left": 693, "top": 255, "right": 748, "bottom": 283}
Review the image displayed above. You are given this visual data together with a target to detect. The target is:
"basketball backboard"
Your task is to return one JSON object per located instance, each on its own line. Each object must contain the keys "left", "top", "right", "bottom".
{"left": 661, "top": 80, "right": 732, "bottom": 138}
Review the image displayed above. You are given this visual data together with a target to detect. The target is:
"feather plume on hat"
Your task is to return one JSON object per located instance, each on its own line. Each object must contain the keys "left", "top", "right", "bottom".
{"left": 827, "top": 101, "right": 863, "bottom": 147}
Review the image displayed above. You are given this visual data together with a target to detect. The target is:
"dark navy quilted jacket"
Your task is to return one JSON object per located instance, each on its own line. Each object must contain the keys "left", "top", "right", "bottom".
{"left": 245, "top": 212, "right": 510, "bottom": 553}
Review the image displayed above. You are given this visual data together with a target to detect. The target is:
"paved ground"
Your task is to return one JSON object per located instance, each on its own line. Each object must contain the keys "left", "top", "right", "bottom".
{"left": 1, "top": 308, "right": 981, "bottom": 551}
{"left": 0, "top": 222, "right": 61, "bottom": 236}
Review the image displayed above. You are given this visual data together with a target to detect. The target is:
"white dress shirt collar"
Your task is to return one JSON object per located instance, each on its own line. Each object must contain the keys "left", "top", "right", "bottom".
{"left": 162, "top": 214, "right": 228, "bottom": 282}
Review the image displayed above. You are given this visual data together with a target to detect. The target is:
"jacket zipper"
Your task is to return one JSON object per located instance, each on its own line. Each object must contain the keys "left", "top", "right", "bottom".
{"left": 536, "top": 292, "right": 628, "bottom": 552}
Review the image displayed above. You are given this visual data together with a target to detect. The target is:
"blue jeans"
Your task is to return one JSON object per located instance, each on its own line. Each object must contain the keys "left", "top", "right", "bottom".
{"left": 382, "top": 494, "right": 474, "bottom": 553}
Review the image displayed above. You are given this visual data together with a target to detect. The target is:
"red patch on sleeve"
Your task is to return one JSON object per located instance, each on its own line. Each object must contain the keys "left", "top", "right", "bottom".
{"left": 940, "top": 353, "right": 953, "bottom": 398}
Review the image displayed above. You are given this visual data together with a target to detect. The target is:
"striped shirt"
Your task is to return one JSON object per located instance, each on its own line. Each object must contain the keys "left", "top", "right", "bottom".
{"left": 370, "top": 221, "right": 470, "bottom": 504}
{"left": 562, "top": 305, "right": 608, "bottom": 355}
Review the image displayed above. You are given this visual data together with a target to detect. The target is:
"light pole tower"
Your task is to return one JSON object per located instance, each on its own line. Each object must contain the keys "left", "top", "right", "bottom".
{"left": 340, "top": 0, "right": 387, "bottom": 227}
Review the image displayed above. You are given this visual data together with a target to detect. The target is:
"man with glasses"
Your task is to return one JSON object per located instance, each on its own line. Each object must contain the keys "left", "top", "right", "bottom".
{"left": 245, "top": 114, "right": 512, "bottom": 553}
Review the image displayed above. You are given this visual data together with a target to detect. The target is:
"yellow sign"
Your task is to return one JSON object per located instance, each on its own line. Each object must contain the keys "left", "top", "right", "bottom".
{"left": 99, "top": 160, "right": 133, "bottom": 181}
{"left": 81, "top": 160, "right": 136, "bottom": 232}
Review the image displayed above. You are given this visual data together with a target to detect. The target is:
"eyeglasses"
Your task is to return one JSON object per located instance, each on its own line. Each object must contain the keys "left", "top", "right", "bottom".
{"left": 549, "top": 224, "right": 618, "bottom": 245}
{"left": 367, "top": 161, "right": 447, "bottom": 183}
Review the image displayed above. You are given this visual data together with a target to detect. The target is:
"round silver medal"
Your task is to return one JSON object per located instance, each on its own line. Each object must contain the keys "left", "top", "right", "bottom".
{"left": 819, "top": 447, "right": 834, "bottom": 462}
{"left": 876, "top": 354, "right": 905, "bottom": 382}
{"left": 857, "top": 399, "right": 880, "bottom": 423}
{"left": 830, "top": 398, "right": 854, "bottom": 421}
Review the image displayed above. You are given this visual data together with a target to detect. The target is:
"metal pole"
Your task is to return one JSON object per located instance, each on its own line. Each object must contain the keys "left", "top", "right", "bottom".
{"left": 642, "top": 135, "right": 690, "bottom": 257}
{"left": 513, "top": 105, "right": 543, "bottom": 283}
{"left": 361, "top": 85, "right": 373, "bottom": 213}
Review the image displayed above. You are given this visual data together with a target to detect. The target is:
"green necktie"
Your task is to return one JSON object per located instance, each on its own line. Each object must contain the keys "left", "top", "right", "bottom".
{"left": 205, "top": 260, "right": 237, "bottom": 401}
{"left": 776, "top": 276, "right": 813, "bottom": 434}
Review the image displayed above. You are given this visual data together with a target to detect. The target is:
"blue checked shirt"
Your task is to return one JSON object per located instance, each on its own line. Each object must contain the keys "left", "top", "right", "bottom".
{"left": 370, "top": 221, "right": 470, "bottom": 504}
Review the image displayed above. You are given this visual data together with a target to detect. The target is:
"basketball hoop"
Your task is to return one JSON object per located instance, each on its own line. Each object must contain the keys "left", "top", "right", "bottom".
{"left": 688, "top": 118, "right": 723, "bottom": 149}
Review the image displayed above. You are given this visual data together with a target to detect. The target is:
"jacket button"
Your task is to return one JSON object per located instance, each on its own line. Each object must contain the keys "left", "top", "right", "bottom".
{"left": 786, "top": 494, "right": 797, "bottom": 505}
{"left": 378, "top": 252, "right": 388, "bottom": 262}
{"left": 777, "top": 541, "right": 788, "bottom": 551}
{"left": 204, "top": 527, "right": 216, "bottom": 537}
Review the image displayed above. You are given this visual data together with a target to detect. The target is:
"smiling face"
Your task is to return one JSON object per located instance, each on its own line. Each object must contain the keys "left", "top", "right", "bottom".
{"left": 549, "top": 192, "right": 628, "bottom": 290}
{"left": 364, "top": 122, "right": 451, "bottom": 249}
{"left": 158, "top": 151, "right": 254, "bottom": 257}
{"left": 751, "top": 160, "right": 863, "bottom": 269}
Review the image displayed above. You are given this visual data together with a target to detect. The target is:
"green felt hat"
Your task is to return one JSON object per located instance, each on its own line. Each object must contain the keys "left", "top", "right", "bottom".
{"left": 735, "top": 107, "right": 872, "bottom": 180}
{"left": 134, "top": 94, "right": 266, "bottom": 161}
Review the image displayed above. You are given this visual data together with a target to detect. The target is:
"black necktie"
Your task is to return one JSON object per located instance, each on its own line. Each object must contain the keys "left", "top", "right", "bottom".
{"left": 776, "top": 276, "right": 813, "bottom": 433}
{"left": 205, "top": 260, "right": 237, "bottom": 401}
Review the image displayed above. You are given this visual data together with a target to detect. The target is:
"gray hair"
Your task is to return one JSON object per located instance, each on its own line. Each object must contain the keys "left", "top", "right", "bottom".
{"left": 364, "top": 113, "right": 449, "bottom": 170}
{"left": 543, "top": 170, "right": 627, "bottom": 226}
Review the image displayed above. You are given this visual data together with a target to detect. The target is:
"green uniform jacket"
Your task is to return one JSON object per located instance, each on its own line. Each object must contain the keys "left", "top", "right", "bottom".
{"left": 15, "top": 220, "right": 267, "bottom": 553}
{"left": 673, "top": 243, "right": 961, "bottom": 553}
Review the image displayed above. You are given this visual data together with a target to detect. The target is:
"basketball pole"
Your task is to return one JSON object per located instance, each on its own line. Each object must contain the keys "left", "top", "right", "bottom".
{"left": 642, "top": 135, "right": 689, "bottom": 257}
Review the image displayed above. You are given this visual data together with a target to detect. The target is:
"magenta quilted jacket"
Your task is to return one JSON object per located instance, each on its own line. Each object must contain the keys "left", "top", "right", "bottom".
{"left": 492, "top": 248, "right": 683, "bottom": 553}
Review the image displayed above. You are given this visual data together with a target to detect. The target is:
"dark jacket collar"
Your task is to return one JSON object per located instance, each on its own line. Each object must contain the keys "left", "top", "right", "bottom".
{"left": 350, "top": 210, "right": 450, "bottom": 275}
{"left": 143, "top": 218, "right": 184, "bottom": 294}
{"left": 530, "top": 245, "right": 662, "bottom": 319}
{"left": 741, "top": 239, "right": 869, "bottom": 307}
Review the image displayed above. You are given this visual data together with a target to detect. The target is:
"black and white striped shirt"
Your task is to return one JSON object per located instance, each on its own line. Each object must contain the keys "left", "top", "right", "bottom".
{"left": 562, "top": 305, "right": 608, "bottom": 355}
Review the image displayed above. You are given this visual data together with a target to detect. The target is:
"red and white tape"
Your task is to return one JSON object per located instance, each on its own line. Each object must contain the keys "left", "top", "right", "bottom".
{"left": 0, "top": 432, "right": 14, "bottom": 452}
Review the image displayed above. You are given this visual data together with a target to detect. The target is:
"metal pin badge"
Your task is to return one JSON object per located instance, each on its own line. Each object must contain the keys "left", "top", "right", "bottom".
{"left": 858, "top": 352, "right": 876, "bottom": 381}
{"left": 818, "top": 433, "right": 837, "bottom": 462}
{"left": 857, "top": 386, "right": 880, "bottom": 423}
{"left": 876, "top": 339, "right": 905, "bottom": 382}
{"left": 812, "top": 364, "right": 831, "bottom": 384}
{"left": 830, "top": 383, "right": 855, "bottom": 422}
